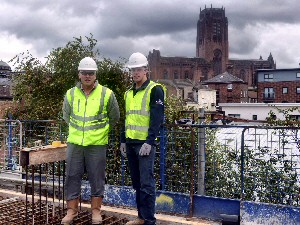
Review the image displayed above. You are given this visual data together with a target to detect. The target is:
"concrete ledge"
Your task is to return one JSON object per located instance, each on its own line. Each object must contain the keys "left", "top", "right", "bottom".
{"left": 0, "top": 189, "right": 220, "bottom": 225}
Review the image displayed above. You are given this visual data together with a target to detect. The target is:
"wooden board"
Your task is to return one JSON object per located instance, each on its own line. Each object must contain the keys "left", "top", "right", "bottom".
{"left": 20, "top": 144, "right": 67, "bottom": 166}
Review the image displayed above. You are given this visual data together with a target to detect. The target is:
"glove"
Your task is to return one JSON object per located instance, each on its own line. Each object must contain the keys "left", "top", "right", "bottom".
{"left": 139, "top": 143, "right": 152, "bottom": 156}
{"left": 120, "top": 143, "right": 126, "bottom": 157}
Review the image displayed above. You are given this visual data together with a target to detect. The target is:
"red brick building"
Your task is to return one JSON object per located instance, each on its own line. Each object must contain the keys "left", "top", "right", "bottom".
{"left": 257, "top": 68, "right": 300, "bottom": 103}
{"left": 202, "top": 71, "right": 248, "bottom": 104}
{"left": 148, "top": 6, "right": 276, "bottom": 103}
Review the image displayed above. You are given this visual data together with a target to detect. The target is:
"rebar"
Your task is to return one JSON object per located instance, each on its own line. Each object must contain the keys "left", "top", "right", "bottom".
{"left": 0, "top": 197, "right": 129, "bottom": 224}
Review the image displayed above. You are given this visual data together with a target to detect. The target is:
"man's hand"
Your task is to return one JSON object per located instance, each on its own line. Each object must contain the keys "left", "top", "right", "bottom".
{"left": 120, "top": 143, "right": 126, "bottom": 157}
{"left": 139, "top": 143, "right": 152, "bottom": 156}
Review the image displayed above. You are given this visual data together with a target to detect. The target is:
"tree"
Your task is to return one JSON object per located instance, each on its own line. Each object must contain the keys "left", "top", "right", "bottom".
{"left": 164, "top": 94, "right": 186, "bottom": 124}
{"left": 8, "top": 34, "right": 130, "bottom": 121}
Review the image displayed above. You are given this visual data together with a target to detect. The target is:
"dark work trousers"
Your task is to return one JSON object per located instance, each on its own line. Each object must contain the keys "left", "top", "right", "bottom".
{"left": 65, "top": 143, "right": 107, "bottom": 200}
{"left": 126, "top": 143, "right": 156, "bottom": 225}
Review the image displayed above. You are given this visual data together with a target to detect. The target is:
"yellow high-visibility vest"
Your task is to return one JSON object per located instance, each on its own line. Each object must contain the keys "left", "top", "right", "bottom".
{"left": 66, "top": 84, "right": 112, "bottom": 146}
{"left": 125, "top": 81, "right": 160, "bottom": 140}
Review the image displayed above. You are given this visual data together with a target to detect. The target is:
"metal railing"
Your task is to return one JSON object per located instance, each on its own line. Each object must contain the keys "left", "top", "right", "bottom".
{"left": 0, "top": 119, "right": 22, "bottom": 170}
{"left": 1, "top": 120, "right": 300, "bottom": 208}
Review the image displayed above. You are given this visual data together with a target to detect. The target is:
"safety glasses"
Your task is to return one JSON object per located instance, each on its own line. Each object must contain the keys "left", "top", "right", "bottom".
{"left": 79, "top": 71, "right": 96, "bottom": 76}
{"left": 129, "top": 67, "right": 145, "bottom": 73}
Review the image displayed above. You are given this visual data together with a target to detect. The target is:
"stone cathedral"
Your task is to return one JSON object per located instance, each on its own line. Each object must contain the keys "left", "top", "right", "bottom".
{"left": 148, "top": 6, "right": 276, "bottom": 88}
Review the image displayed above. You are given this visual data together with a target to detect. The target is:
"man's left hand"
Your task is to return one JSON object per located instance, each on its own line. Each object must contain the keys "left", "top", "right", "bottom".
{"left": 139, "top": 143, "right": 152, "bottom": 156}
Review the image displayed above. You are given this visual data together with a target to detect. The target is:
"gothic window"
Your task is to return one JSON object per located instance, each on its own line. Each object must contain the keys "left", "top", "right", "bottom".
{"left": 212, "top": 21, "right": 221, "bottom": 42}
{"left": 174, "top": 71, "right": 178, "bottom": 79}
{"left": 240, "top": 69, "right": 246, "bottom": 81}
{"left": 163, "top": 70, "right": 168, "bottom": 79}
{"left": 184, "top": 71, "right": 189, "bottom": 79}
{"left": 202, "top": 68, "right": 208, "bottom": 80}
{"left": 213, "top": 49, "right": 222, "bottom": 75}
{"left": 190, "top": 73, "right": 194, "bottom": 80}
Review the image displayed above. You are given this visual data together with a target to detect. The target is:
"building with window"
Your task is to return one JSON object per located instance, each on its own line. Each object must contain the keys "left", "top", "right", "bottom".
{"left": 256, "top": 68, "right": 300, "bottom": 103}
{"left": 148, "top": 5, "right": 276, "bottom": 98}
{"left": 202, "top": 71, "right": 248, "bottom": 104}
{"left": 0, "top": 60, "right": 13, "bottom": 118}
{"left": 219, "top": 103, "right": 300, "bottom": 121}
{"left": 0, "top": 60, "right": 12, "bottom": 100}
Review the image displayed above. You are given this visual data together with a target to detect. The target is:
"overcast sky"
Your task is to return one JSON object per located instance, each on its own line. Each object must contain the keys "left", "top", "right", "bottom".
{"left": 1, "top": 0, "right": 300, "bottom": 69}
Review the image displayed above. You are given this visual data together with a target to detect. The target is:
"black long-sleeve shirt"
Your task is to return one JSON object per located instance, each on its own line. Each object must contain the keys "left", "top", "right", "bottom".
{"left": 121, "top": 79, "right": 164, "bottom": 145}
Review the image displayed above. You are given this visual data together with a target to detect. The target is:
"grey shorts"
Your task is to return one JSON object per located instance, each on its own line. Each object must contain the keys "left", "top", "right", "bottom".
{"left": 65, "top": 143, "right": 107, "bottom": 200}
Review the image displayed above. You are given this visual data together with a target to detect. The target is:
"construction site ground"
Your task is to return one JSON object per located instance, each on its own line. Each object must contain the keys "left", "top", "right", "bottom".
{"left": 0, "top": 189, "right": 220, "bottom": 225}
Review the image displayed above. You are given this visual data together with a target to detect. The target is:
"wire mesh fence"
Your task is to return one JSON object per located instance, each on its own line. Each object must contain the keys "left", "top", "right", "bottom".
{"left": 1, "top": 119, "right": 300, "bottom": 207}
{"left": 0, "top": 119, "right": 22, "bottom": 170}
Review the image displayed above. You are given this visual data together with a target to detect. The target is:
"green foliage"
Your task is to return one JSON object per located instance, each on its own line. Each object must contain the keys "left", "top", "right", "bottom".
{"left": 164, "top": 94, "right": 198, "bottom": 124}
{"left": 161, "top": 125, "right": 196, "bottom": 193}
{"left": 203, "top": 106, "right": 300, "bottom": 204}
{"left": 164, "top": 94, "right": 186, "bottom": 124}
{"left": 264, "top": 106, "right": 300, "bottom": 205}
{"left": 8, "top": 34, "right": 130, "bottom": 121}
{"left": 205, "top": 128, "right": 241, "bottom": 198}
{"left": 242, "top": 144, "right": 299, "bottom": 204}
{"left": 97, "top": 58, "right": 131, "bottom": 124}
{"left": 267, "top": 106, "right": 300, "bottom": 127}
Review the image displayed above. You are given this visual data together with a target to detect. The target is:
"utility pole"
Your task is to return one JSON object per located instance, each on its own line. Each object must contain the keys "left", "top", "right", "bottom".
{"left": 197, "top": 107, "right": 205, "bottom": 195}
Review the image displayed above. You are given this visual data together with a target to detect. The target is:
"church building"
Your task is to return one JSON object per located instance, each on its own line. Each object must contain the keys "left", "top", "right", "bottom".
{"left": 148, "top": 6, "right": 276, "bottom": 103}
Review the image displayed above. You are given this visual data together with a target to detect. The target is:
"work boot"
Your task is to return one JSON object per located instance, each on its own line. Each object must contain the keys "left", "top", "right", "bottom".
{"left": 91, "top": 197, "right": 103, "bottom": 224}
{"left": 61, "top": 198, "right": 79, "bottom": 224}
{"left": 125, "top": 218, "right": 144, "bottom": 225}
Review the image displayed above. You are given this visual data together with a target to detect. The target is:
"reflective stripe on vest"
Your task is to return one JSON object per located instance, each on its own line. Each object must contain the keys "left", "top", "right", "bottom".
{"left": 67, "top": 85, "right": 111, "bottom": 146}
{"left": 125, "top": 81, "right": 158, "bottom": 140}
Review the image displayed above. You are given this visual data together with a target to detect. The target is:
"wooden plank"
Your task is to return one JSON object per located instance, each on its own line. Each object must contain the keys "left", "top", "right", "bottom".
{"left": 20, "top": 144, "right": 67, "bottom": 166}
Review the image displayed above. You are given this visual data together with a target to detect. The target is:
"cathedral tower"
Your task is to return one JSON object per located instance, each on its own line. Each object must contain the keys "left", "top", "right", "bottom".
{"left": 196, "top": 6, "right": 228, "bottom": 75}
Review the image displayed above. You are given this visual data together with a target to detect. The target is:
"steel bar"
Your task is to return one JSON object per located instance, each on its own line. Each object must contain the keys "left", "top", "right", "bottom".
{"left": 0, "top": 195, "right": 129, "bottom": 224}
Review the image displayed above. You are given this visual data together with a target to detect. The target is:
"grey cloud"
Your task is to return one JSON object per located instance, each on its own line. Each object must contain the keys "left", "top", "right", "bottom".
{"left": 98, "top": 37, "right": 134, "bottom": 61}
{"left": 1, "top": 0, "right": 300, "bottom": 69}
{"left": 94, "top": 1, "right": 200, "bottom": 39}
{"left": 229, "top": 27, "right": 259, "bottom": 56}
{"left": 227, "top": 0, "right": 300, "bottom": 29}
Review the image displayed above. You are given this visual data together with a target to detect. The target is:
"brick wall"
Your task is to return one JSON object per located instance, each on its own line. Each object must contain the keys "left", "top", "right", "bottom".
{"left": 208, "top": 83, "right": 248, "bottom": 103}
{"left": 258, "top": 81, "right": 300, "bottom": 103}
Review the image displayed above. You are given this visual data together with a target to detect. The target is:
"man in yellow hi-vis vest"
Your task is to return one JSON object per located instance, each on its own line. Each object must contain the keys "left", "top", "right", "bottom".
{"left": 120, "top": 52, "right": 164, "bottom": 225}
{"left": 62, "top": 57, "right": 120, "bottom": 224}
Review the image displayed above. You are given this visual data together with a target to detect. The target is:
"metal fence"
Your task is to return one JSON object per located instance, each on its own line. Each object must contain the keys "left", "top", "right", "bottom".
{"left": 0, "top": 119, "right": 22, "bottom": 170}
{"left": 1, "top": 119, "right": 300, "bottom": 207}
{"left": 195, "top": 124, "right": 300, "bottom": 207}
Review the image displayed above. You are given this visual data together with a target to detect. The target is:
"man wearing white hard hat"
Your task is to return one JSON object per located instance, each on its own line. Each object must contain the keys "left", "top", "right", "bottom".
{"left": 62, "top": 57, "right": 120, "bottom": 224}
{"left": 120, "top": 52, "right": 164, "bottom": 225}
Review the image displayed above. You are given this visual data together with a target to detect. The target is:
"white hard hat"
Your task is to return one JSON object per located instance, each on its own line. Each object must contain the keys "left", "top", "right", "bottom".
{"left": 78, "top": 57, "right": 98, "bottom": 71}
{"left": 127, "top": 52, "right": 148, "bottom": 69}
